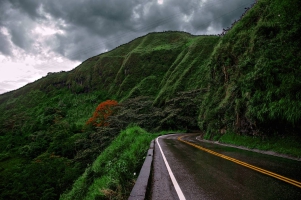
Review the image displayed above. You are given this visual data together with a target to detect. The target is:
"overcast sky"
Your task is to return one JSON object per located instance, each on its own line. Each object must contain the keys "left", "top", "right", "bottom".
{"left": 0, "top": 0, "right": 255, "bottom": 94}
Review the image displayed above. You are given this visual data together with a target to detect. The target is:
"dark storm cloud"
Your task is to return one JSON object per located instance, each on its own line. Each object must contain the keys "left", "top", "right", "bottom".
{"left": 10, "top": 23, "right": 34, "bottom": 50}
{"left": 7, "top": 0, "right": 42, "bottom": 19}
{"left": 0, "top": 0, "right": 255, "bottom": 61}
{"left": 0, "top": 0, "right": 10, "bottom": 24}
{"left": 0, "top": 0, "right": 13, "bottom": 56}
{"left": 0, "top": 0, "right": 36, "bottom": 55}
{"left": 42, "top": 0, "right": 137, "bottom": 35}
{"left": 0, "top": 31, "right": 12, "bottom": 56}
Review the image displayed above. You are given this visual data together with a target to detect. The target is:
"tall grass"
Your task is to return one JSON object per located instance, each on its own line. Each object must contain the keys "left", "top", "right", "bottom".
{"left": 60, "top": 126, "right": 168, "bottom": 200}
{"left": 219, "top": 131, "right": 301, "bottom": 158}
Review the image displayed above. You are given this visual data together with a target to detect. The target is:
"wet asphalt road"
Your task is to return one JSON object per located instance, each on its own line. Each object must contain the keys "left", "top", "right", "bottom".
{"left": 148, "top": 133, "right": 301, "bottom": 200}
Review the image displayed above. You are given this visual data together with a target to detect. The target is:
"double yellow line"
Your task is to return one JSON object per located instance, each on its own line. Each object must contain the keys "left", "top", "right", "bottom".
{"left": 178, "top": 135, "right": 301, "bottom": 188}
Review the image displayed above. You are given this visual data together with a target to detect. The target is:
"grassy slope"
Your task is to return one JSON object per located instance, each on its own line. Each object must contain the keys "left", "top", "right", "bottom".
{"left": 197, "top": 0, "right": 301, "bottom": 156}
{"left": 198, "top": 0, "right": 301, "bottom": 137}
{"left": 60, "top": 126, "right": 167, "bottom": 200}
{"left": 0, "top": 0, "right": 301, "bottom": 198}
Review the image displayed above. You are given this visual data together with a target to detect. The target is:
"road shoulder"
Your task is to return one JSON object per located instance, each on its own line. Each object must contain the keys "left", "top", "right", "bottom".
{"left": 196, "top": 136, "right": 301, "bottom": 161}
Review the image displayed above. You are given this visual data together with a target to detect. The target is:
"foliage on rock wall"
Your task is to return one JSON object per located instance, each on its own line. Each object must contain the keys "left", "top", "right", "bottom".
{"left": 198, "top": 0, "right": 301, "bottom": 138}
{"left": 158, "top": 89, "right": 204, "bottom": 131}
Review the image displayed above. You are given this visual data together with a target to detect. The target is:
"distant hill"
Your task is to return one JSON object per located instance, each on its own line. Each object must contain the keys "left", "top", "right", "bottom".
{"left": 0, "top": 0, "right": 300, "bottom": 199}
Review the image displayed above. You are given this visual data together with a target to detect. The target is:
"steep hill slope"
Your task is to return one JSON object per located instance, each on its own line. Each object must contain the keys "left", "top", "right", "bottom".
{"left": 197, "top": 0, "right": 301, "bottom": 137}
{"left": 0, "top": 0, "right": 301, "bottom": 199}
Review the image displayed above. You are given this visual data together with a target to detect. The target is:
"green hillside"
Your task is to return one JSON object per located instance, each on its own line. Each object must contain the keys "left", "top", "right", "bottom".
{"left": 0, "top": 0, "right": 301, "bottom": 199}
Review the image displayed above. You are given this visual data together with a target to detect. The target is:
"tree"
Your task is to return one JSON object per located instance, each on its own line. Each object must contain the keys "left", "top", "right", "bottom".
{"left": 86, "top": 100, "right": 118, "bottom": 127}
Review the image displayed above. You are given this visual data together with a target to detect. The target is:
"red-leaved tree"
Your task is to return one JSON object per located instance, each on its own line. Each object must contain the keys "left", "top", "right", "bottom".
{"left": 86, "top": 100, "right": 118, "bottom": 127}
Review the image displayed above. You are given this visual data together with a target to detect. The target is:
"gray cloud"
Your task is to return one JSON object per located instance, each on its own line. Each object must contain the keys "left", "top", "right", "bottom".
{"left": 0, "top": 0, "right": 255, "bottom": 61}
{"left": 0, "top": 31, "right": 12, "bottom": 56}
{"left": 8, "top": 0, "right": 42, "bottom": 19}
{"left": 1, "top": 0, "right": 36, "bottom": 54}
{"left": 10, "top": 23, "right": 34, "bottom": 50}
{"left": 0, "top": 0, "right": 257, "bottom": 94}
{"left": 0, "top": 0, "right": 12, "bottom": 56}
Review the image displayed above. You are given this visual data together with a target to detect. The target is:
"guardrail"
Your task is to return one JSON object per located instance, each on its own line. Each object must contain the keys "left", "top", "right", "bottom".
{"left": 128, "top": 140, "right": 154, "bottom": 200}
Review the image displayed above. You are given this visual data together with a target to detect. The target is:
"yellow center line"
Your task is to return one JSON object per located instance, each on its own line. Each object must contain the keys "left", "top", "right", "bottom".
{"left": 178, "top": 135, "right": 301, "bottom": 188}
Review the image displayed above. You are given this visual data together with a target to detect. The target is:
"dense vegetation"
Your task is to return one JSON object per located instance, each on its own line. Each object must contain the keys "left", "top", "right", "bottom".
{"left": 0, "top": 0, "right": 301, "bottom": 199}
{"left": 61, "top": 126, "right": 166, "bottom": 200}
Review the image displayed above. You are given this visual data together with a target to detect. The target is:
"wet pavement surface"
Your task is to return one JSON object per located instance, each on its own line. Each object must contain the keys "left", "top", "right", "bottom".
{"left": 148, "top": 133, "right": 301, "bottom": 200}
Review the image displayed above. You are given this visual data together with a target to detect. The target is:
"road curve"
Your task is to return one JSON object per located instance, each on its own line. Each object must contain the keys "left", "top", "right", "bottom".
{"left": 148, "top": 133, "right": 301, "bottom": 200}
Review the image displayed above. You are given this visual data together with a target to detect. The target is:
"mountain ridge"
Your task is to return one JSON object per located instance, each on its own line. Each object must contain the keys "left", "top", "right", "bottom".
{"left": 1, "top": 0, "right": 301, "bottom": 199}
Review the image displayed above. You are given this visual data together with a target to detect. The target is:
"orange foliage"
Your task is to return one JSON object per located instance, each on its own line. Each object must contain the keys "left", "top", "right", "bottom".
{"left": 86, "top": 100, "right": 118, "bottom": 127}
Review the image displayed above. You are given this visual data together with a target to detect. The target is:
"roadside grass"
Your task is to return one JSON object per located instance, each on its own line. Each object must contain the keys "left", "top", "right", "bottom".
{"left": 218, "top": 132, "right": 301, "bottom": 158}
{"left": 60, "top": 126, "right": 180, "bottom": 200}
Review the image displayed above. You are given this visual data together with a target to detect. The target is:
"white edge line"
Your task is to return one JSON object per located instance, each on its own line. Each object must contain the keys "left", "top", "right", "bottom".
{"left": 156, "top": 136, "right": 186, "bottom": 200}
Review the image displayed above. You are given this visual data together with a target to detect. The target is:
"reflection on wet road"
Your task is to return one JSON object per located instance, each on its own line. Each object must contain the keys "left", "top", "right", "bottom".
{"left": 149, "top": 133, "right": 301, "bottom": 200}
